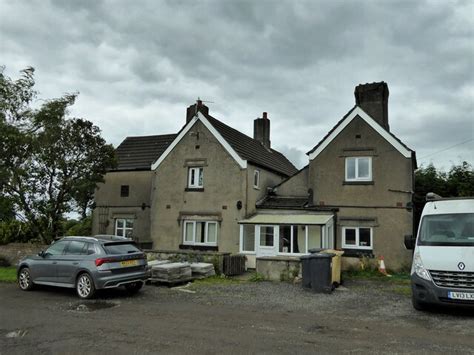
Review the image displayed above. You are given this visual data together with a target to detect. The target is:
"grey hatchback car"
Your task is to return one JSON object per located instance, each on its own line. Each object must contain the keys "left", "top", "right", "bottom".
{"left": 17, "top": 236, "right": 148, "bottom": 299}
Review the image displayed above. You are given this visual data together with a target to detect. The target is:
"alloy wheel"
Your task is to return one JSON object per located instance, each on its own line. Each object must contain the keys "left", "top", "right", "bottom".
{"left": 19, "top": 269, "right": 30, "bottom": 290}
{"left": 77, "top": 274, "right": 92, "bottom": 298}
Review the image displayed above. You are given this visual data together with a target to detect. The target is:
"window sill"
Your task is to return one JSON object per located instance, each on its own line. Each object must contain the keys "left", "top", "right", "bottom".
{"left": 253, "top": 186, "right": 260, "bottom": 190}
{"left": 185, "top": 187, "right": 204, "bottom": 192}
{"left": 341, "top": 249, "right": 374, "bottom": 258}
{"left": 179, "top": 244, "right": 218, "bottom": 251}
{"left": 343, "top": 181, "right": 374, "bottom": 185}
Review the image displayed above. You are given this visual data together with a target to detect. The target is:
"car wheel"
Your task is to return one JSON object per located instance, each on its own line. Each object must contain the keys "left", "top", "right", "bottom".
{"left": 76, "top": 273, "right": 96, "bottom": 299}
{"left": 412, "top": 294, "right": 426, "bottom": 311}
{"left": 125, "top": 282, "right": 143, "bottom": 294}
{"left": 18, "top": 267, "right": 34, "bottom": 291}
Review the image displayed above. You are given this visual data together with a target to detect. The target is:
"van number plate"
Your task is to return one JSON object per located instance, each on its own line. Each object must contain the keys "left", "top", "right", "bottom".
{"left": 448, "top": 292, "right": 474, "bottom": 301}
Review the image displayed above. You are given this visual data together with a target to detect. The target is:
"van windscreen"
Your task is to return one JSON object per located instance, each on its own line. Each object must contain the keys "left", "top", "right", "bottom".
{"left": 418, "top": 213, "right": 474, "bottom": 246}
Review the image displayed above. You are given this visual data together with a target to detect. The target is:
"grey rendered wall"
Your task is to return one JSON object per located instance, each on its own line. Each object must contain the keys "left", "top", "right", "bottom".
{"left": 274, "top": 166, "right": 309, "bottom": 196}
{"left": 150, "top": 120, "right": 247, "bottom": 253}
{"left": 308, "top": 115, "right": 414, "bottom": 270}
{"left": 246, "top": 163, "right": 287, "bottom": 215}
{"left": 92, "top": 170, "right": 153, "bottom": 243}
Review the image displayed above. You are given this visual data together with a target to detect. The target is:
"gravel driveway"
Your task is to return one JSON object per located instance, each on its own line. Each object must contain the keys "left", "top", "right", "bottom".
{"left": 0, "top": 278, "right": 473, "bottom": 354}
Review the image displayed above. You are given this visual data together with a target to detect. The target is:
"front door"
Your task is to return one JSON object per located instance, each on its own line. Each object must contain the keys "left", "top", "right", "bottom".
{"left": 256, "top": 225, "right": 278, "bottom": 257}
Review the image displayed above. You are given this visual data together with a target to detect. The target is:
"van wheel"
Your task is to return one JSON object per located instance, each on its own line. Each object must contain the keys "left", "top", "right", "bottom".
{"left": 412, "top": 294, "right": 426, "bottom": 311}
{"left": 125, "top": 282, "right": 143, "bottom": 294}
{"left": 18, "top": 267, "right": 34, "bottom": 291}
{"left": 76, "top": 273, "right": 96, "bottom": 299}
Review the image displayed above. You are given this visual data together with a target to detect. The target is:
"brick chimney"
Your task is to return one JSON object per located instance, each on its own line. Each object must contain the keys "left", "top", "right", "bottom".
{"left": 186, "top": 99, "right": 209, "bottom": 122}
{"left": 254, "top": 112, "right": 271, "bottom": 149}
{"left": 354, "top": 82, "right": 389, "bottom": 131}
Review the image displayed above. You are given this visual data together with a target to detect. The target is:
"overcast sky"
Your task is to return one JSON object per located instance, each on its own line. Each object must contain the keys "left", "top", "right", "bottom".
{"left": 1, "top": 0, "right": 473, "bottom": 170}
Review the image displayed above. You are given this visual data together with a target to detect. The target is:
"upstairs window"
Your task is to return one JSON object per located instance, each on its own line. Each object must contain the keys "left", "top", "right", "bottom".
{"left": 345, "top": 157, "right": 372, "bottom": 181}
{"left": 120, "top": 185, "right": 129, "bottom": 197}
{"left": 188, "top": 167, "right": 203, "bottom": 188}
{"left": 253, "top": 170, "right": 260, "bottom": 189}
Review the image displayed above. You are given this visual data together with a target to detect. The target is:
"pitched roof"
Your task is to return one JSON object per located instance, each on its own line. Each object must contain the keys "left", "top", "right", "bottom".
{"left": 115, "top": 134, "right": 177, "bottom": 170}
{"left": 150, "top": 111, "right": 298, "bottom": 177}
{"left": 307, "top": 106, "right": 415, "bottom": 161}
{"left": 203, "top": 113, "right": 298, "bottom": 176}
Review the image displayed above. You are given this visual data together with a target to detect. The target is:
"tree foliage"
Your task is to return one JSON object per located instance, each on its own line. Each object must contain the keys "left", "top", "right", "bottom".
{"left": 413, "top": 161, "right": 474, "bottom": 230}
{"left": 0, "top": 67, "right": 116, "bottom": 243}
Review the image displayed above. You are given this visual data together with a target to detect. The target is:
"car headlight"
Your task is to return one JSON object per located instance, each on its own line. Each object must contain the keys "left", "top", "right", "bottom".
{"left": 412, "top": 252, "right": 431, "bottom": 281}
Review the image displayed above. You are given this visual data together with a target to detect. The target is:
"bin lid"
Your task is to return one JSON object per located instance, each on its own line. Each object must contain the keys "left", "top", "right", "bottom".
{"left": 308, "top": 248, "right": 324, "bottom": 254}
{"left": 301, "top": 253, "right": 334, "bottom": 259}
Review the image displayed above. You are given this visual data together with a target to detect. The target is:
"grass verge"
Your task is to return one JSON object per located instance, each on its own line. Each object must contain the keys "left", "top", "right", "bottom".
{"left": 0, "top": 267, "right": 17, "bottom": 283}
{"left": 342, "top": 269, "right": 410, "bottom": 285}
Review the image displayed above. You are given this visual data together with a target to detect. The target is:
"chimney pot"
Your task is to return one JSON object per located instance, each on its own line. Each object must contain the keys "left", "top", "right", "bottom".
{"left": 186, "top": 99, "right": 209, "bottom": 123}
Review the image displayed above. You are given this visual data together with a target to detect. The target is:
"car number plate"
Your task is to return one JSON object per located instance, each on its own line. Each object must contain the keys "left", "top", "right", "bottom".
{"left": 120, "top": 260, "right": 138, "bottom": 267}
{"left": 448, "top": 291, "right": 474, "bottom": 301}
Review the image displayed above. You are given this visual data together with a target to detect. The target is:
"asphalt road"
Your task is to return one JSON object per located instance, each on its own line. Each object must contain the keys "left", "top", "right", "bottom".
{"left": 0, "top": 279, "right": 473, "bottom": 354}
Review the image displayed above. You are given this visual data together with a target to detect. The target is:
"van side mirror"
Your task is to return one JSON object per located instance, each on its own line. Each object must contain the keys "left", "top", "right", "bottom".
{"left": 404, "top": 235, "right": 415, "bottom": 250}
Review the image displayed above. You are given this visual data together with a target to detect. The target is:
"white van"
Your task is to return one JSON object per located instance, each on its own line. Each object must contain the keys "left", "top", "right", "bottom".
{"left": 405, "top": 193, "right": 474, "bottom": 310}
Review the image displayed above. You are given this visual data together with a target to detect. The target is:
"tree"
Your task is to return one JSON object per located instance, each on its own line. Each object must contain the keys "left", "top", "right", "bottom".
{"left": 413, "top": 161, "right": 473, "bottom": 231}
{"left": 0, "top": 67, "right": 116, "bottom": 243}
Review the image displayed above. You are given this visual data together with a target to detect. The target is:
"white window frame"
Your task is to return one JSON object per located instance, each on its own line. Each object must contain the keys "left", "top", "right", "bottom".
{"left": 253, "top": 169, "right": 260, "bottom": 189}
{"left": 342, "top": 226, "right": 373, "bottom": 250}
{"left": 188, "top": 167, "right": 203, "bottom": 188}
{"left": 115, "top": 218, "right": 134, "bottom": 238}
{"left": 183, "top": 221, "right": 217, "bottom": 246}
{"left": 345, "top": 157, "right": 372, "bottom": 182}
{"left": 239, "top": 224, "right": 257, "bottom": 253}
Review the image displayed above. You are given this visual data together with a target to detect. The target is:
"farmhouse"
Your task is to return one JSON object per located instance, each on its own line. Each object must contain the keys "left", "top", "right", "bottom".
{"left": 92, "top": 82, "right": 416, "bottom": 270}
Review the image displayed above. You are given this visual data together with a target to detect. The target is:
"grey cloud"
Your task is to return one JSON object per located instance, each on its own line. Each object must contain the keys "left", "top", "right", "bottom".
{"left": 1, "top": 0, "right": 472, "bottom": 169}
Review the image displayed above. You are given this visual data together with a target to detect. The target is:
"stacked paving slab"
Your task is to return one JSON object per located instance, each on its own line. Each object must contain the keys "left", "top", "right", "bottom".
{"left": 190, "top": 263, "right": 216, "bottom": 279}
{"left": 150, "top": 262, "right": 192, "bottom": 283}
{"left": 147, "top": 259, "right": 215, "bottom": 283}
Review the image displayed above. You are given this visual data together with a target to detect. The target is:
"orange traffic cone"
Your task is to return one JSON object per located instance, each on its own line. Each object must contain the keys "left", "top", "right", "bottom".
{"left": 378, "top": 255, "right": 391, "bottom": 276}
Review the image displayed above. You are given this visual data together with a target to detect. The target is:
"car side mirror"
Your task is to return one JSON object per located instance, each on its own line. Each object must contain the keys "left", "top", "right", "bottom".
{"left": 404, "top": 235, "right": 415, "bottom": 250}
{"left": 38, "top": 251, "right": 45, "bottom": 257}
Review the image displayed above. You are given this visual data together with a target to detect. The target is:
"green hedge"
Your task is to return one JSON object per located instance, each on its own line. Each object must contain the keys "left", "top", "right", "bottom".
{"left": 0, "top": 221, "right": 37, "bottom": 245}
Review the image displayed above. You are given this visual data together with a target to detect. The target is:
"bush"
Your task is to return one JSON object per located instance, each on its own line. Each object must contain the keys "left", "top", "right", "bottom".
{"left": 0, "top": 221, "right": 36, "bottom": 245}
{"left": 249, "top": 272, "right": 266, "bottom": 282}
{"left": 0, "top": 256, "right": 11, "bottom": 267}
{"left": 64, "top": 217, "right": 92, "bottom": 236}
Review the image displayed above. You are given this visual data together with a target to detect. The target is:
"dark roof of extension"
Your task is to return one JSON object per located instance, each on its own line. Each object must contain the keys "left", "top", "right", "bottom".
{"left": 202, "top": 112, "right": 298, "bottom": 177}
{"left": 257, "top": 196, "right": 309, "bottom": 209}
{"left": 115, "top": 134, "right": 177, "bottom": 170}
{"left": 306, "top": 105, "right": 416, "bottom": 159}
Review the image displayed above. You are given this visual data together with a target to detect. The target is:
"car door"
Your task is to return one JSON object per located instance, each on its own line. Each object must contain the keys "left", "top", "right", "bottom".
{"left": 56, "top": 240, "right": 87, "bottom": 285}
{"left": 32, "top": 241, "right": 69, "bottom": 283}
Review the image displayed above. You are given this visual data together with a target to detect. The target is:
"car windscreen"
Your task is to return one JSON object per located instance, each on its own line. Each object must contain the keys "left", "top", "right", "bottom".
{"left": 103, "top": 242, "right": 141, "bottom": 255}
{"left": 418, "top": 213, "right": 474, "bottom": 246}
